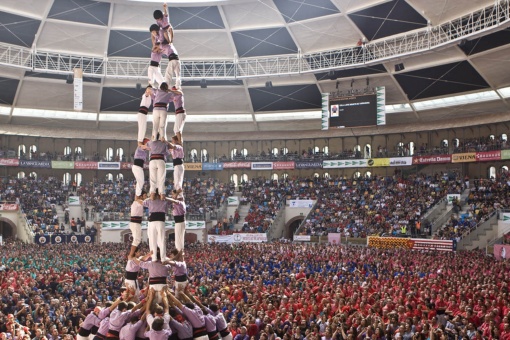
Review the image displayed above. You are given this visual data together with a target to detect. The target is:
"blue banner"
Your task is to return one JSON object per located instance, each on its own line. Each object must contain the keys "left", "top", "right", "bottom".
{"left": 202, "top": 163, "right": 223, "bottom": 171}
{"left": 295, "top": 160, "right": 323, "bottom": 169}
{"left": 35, "top": 234, "right": 95, "bottom": 244}
{"left": 19, "top": 160, "right": 51, "bottom": 168}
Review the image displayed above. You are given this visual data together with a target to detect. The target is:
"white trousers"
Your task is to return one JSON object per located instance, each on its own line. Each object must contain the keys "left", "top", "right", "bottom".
{"left": 129, "top": 221, "right": 142, "bottom": 246}
{"left": 174, "top": 279, "right": 188, "bottom": 299}
{"left": 132, "top": 165, "right": 144, "bottom": 197}
{"left": 148, "top": 65, "right": 165, "bottom": 88}
{"left": 148, "top": 220, "right": 166, "bottom": 261}
{"left": 138, "top": 94, "right": 151, "bottom": 142}
{"left": 165, "top": 59, "right": 181, "bottom": 89}
{"left": 174, "top": 221, "right": 185, "bottom": 251}
{"left": 149, "top": 159, "right": 166, "bottom": 195}
{"left": 222, "top": 333, "right": 233, "bottom": 340}
{"left": 149, "top": 283, "right": 167, "bottom": 304}
{"left": 152, "top": 108, "right": 168, "bottom": 140}
{"left": 173, "top": 113, "right": 186, "bottom": 135}
{"left": 173, "top": 164, "right": 184, "bottom": 191}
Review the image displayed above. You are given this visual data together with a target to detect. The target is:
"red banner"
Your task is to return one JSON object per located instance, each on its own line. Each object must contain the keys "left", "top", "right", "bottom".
{"left": 273, "top": 161, "right": 295, "bottom": 170}
{"left": 476, "top": 151, "right": 501, "bottom": 162}
{"left": 222, "top": 162, "right": 251, "bottom": 169}
{"left": 0, "top": 203, "right": 19, "bottom": 211}
{"left": 0, "top": 158, "right": 20, "bottom": 167}
{"left": 412, "top": 155, "right": 452, "bottom": 165}
{"left": 74, "top": 161, "right": 97, "bottom": 170}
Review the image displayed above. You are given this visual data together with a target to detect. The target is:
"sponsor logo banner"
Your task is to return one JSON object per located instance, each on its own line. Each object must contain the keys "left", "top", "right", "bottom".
{"left": 233, "top": 233, "right": 267, "bottom": 243}
{"left": 289, "top": 200, "right": 314, "bottom": 208}
{"left": 389, "top": 157, "right": 413, "bottom": 166}
{"left": 412, "top": 155, "right": 452, "bottom": 164}
{"left": 34, "top": 235, "right": 95, "bottom": 244}
{"left": 367, "top": 158, "right": 390, "bottom": 167}
{"left": 476, "top": 151, "right": 501, "bottom": 162}
{"left": 165, "top": 163, "right": 174, "bottom": 171}
{"left": 273, "top": 161, "right": 295, "bottom": 170}
{"left": 295, "top": 161, "right": 323, "bottom": 169}
{"left": 494, "top": 244, "right": 510, "bottom": 260}
{"left": 502, "top": 212, "right": 510, "bottom": 223}
{"left": 228, "top": 196, "right": 239, "bottom": 206}
{"left": 202, "top": 163, "right": 223, "bottom": 171}
{"left": 51, "top": 161, "right": 74, "bottom": 169}
{"left": 294, "top": 235, "right": 311, "bottom": 241}
{"left": 502, "top": 150, "right": 510, "bottom": 160}
{"left": 323, "top": 159, "right": 368, "bottom": 168}
{"left": 68, "top": 197, "right": 80, "bottom": 206}
{"left": 223, "top": 162, "right": 251, "bottom": 169}
{"left": 0, "top": 158, "right": 19, "bottom": 166}
{"left": 251, "top": 162, "right": 273, "bottom": 170}
{"left": 328, "top": 233, "right": 341, "bottom": 244}
{"left": 184, "top": 163, "right": 202, "bottom": 171}
{"left": 447, "top": 194, "right": 461, "bottom": 205}
{"left": 207, "top": 235, "right": 234, "bottom": 243}
{"left": 0, "top": 204, "right": 18, "bottom": 211}
{"left": 121, "top": 162, "right": 149, "bottom": 170}
{"left": 19, "top": 160, "right": 51, "bottom": 168}
{"left": 98, "top": 162, "right": 120, "bottom": 170}
{"left": 101, "top": 221, "right": 205, "bottom": 229}
{"left": 452, "top": 152, "right": 476, "bottom": 163}
{"left": 75, "top": 161, "right": 97, "bottom": 170}
{"left": 368, "top": 237, "right": 454, "bottom": 251}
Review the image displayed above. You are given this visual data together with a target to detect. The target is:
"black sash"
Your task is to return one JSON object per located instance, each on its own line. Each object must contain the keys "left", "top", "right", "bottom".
{"left": 134, "top": 159, "right": 144, "bottom": 167}
{"left": 149, "top": 212, "right": 165, "bottom": 222}
{"left": 173, "top": 158, "right": 183, "bottom": 166}
{"left": 125, "top": 271, "right": 138, "bottom": 280}
{"left": 175, "top": 274, "right": 188, "bottom": 282}
{"left": 193, "top": 326, "right": 207, "bottom": 338}
{"left": 219, "top": 329, "right": 230, "bottom": 337}
{"left": 150, "top": 61, "right": 160, "bottom": 67}
{"left": 149, "top": 276, "right": 167, "bottom": 285}
{"left": 130, "top": 216, "right": 142, "bottom": 223}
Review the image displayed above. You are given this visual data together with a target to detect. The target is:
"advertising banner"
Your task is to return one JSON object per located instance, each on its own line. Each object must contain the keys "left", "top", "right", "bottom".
{"left": 121, "top": 162, "right": 149, "bottom": 170}
{"left": 0, "top": 204, "right": 18, "bottom": 211}
{"left": 273, "top": 161, "right": 295, "bottom": 170}
{"left": 35, "top": 234, "right": 94, "bottom": 245}
{"left": 289, "top": 200, "right": 314, "bottom": 208}
{"left": 232, "top": 233, "right": 268, "bottom": 243}
{"left": 476, "top": 151, "right": 501, "bottom": 162}
{"left": 367, "top": 237, "right": 454, "bottom": 251}
{"left": 494, "top": 244, "right": 510, "bottom": 260}
{"left": 502, "top": 150, "right": 510, "bottom": 160}
{"left": 447, "top": 194, "right": 461, "bottom": 205}
{"left": 227, "top": 196, "right": 239, "bottom": 206}
{"left": 452, "top": 153, "right": 476, "bottom": 163}
{"left": 19, "top": 160, "right": 51, "bottom": 168}
{"left": 0, "top": 158, "right": 19, "bottom": 167}
{"left": 223, "top": 162, "right": 251, "bottom": 169}
{"left": 367, "top": 158, "right": 390, "bottom": 167}
{"left": 389, "top": 157, "right": 413, "bottom": 166}
{"left": 251, "top": 162, "right": 273, "bottom": 170}
{"left": 328, "top": 233, "right": 341, "bottom": 244}
{"left": 101, "top": 221, "right": 205, "bottom": 229}
{"left": 165, "top": 163, "right": 174, "bottom": 171}
{"left": 412, "top": 155, "right": 452, "bottom": 165}
{"left": 323, "top": 159, "right": 368, "bottom": 168}
{"left": 502, "top": 213, "right": 510, "bottom": 223}
{"left": 294, "top": 235, "right": 311, "bottom": 241}
{"left": 51, "top": 161, "right": 74, "bottom": 169}
{"left": 202, "top": 163, "right": 224, "bottom": 171}
{"left": 68, "top": 196, "right": 80, "bottom": 206}
{"left": 295, "top": 160, "right": 323, "bottom": 169}
{"left": 207, "top": 235, "right": 234, "bottom": 243}
{"left": 75, "top": 161, "right": 97, "bottom": 170}
{"left": 98, "top": 162, "right": 120, "bottom": 170}
{"left": 184, "top": 163, "right": 202, "bottom": 171}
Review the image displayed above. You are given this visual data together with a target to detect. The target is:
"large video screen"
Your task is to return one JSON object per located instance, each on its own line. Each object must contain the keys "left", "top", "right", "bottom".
{"left": 321, "top": 87, "right": 385, "bottom": 130}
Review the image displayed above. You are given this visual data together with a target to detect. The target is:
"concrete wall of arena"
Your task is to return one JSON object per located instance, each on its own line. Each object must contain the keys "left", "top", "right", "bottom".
{"left": 0, "top": 211, "right": 22, "bottom": 240}
{"left": 498, "top": 220, "right": 510, "bottom": 239}
{"left": 99, "top": 228, "right": 203, "bottom": 244}
{"left": 284, "top": 206, "right": 314, "bottom": 224}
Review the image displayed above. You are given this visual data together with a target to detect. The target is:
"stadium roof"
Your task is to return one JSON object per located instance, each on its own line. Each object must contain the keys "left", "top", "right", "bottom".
{"left": 1, "top": 0, "right": 510, "bottom": 137}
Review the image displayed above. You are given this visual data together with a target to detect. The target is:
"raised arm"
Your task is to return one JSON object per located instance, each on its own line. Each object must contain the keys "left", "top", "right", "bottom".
{"left": 166, "top": 291, "right": 184, "bottom": 310}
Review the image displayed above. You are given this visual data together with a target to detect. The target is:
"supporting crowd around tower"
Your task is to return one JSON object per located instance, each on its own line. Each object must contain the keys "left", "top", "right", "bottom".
{"left": 69, "top": 6, "right": 232, "bottom": 340}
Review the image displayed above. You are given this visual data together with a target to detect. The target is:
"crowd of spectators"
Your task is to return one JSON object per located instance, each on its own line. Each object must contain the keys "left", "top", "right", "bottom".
{"left": 436, "top": 171, "right": 510, "bottom": 241}
{"left": 1, "top": 240, "right": 510, "bottom": 340}
{"left": 453, "top": 135, "right": 509, "bottom": 153}
{"left": 293, "top": 172, "right": 464, "bottom": 237}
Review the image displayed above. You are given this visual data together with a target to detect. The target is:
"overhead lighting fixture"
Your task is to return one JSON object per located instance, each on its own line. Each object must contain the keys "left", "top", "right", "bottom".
{"left": 66, "top": 74, "right": 73, "bottom": 84}
{"left": 395, "top": 63, "right": 405, "bottom": 72}
{"left": 265, "top": 81, "right": 273, "bottom": 88}
{"left": 136, "top": 83, "right": 142, "bottom": 90}
{"left": 200, "top": 79, "right": 207, "bottom": 88}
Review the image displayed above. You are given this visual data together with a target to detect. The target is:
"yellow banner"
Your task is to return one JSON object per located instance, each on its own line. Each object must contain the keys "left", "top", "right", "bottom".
{"left": 368, "top": 237, "right": 413, "bottom": 249}
{"left": 184, "top": 163, "right": 202, "bottom": 171}
{"left": 367, "top": 158, "right": 390, "bottom": 167}
{"left": 452, "top": 152, "right": 476, "bottom": 163}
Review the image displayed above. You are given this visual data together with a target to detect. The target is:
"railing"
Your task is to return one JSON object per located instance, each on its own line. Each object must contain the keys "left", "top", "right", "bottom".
{"left": 265, "top": 197, "right": 287, "bottom": 240}
{"left": 458, "top": 211, "right": 498, "bottom": 248}
{"left": 293, "top": 200, "right": 319, "bottom": 236}
{"left": 92, "top": 211, "right": 206, "bottom": 222}
{"left": 0, "top": 1, "right": 508, "bottom": 79}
